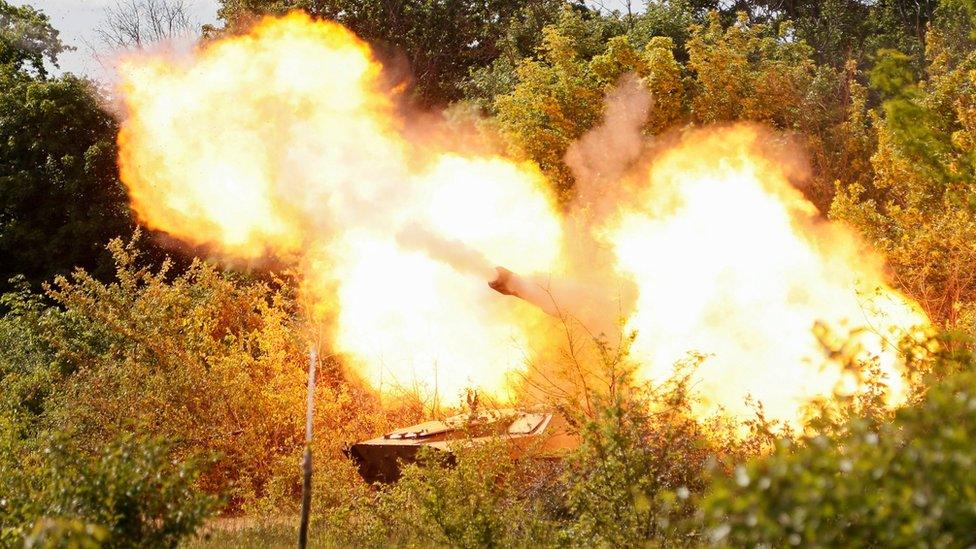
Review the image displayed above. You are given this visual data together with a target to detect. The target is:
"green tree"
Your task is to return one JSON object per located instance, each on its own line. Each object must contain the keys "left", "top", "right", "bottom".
{"left": 216, "top": 0, "right": 565, "bottom": 105}
{"left": 493, "top": 7, "right": 686, "bottom": 197}
{"left": 792, "top": 0, "right": 928, "bottom": 69}
{"left": 0, "top": 1, "right": 68, "bottom": 76}
{"left": 0, "top": 1, "right": 136, "bottom": 292}
{"left": 466, "top": 3, "right": 693, "bottom": 109}
{"left": 685, "top": 0, "right": 932, "bottom": 69}
{"left": 494, "top": 8, "right": 862, "bottom": 209}
{"left": 0, "top": 70, "right": 134, "bottom": 291}
{"left": 830, "top": 8, "right": 976, "bottom": 334}
{"left": 686, "top": 12, "right": 815, "bottom": 126}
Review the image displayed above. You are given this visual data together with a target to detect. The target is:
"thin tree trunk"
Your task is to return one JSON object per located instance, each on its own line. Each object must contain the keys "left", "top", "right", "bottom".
{"left": 298, "top": 346, "right": 317, "bottom": 549}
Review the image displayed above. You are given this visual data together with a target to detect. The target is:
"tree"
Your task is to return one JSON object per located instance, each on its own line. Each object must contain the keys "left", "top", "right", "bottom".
{"left": 685, "top": 12, "right": 815, "bottom": 126}
{"left": 0, "top": 1, "right": 68, "bottom": 77}
{"left": 830, "top": 6, "right": 976, "bottom": 334}
{"left": 492, "top": 8, "right": 859, "bottom": 209}
{"left": 215, "top": 0, "right": 566, "bottom": 105}
{"left": 683, "top": 0, "right": 934, "bottom": 69}
{"left": 0, "top": 69, "right": 134, "bottom": 291}
{"left": 791, "top": 0, "right": 928, "bottom": 69}
{"left": 491, "top": 7, "right": 687, "bottom": 198}
{"left": 96, "top": 0, "right": 196, "bottom": 48}
{"left": 0, "top": 1, "right": 135, "bottom": 292}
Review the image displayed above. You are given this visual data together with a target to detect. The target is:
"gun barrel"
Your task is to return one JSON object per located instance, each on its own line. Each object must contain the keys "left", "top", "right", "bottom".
{"left": 488, "top": 266, "right": 560, "bottom": 317}
{"left": 488, "top": 267, "right": 518, "bottom": 297}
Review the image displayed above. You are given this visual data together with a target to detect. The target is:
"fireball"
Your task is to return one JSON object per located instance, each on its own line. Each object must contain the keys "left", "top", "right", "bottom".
{"left": 116, "top": 13, "right": 562, "bottom": 404}
{"left": 115, "top": 13, "right": 929, "bottom": 428}
{"left": 607, "top": 127, "right": 929, "bottom": 424}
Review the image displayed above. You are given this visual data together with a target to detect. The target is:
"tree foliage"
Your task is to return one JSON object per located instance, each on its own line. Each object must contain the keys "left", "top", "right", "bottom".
{"left": 0, "top": 1, "right": 136, "bottom": 292}
{"left": 0, "top": 70, "right": 133, "bottom": 292}
{"left": 216, "top": 0, "right": 567, "bottom": 104}
{"left": 0, "top": 1, "right": 67, "bottom": 76}
{"left": 831, "top": 5, "right": 976, "bottom": 334}
{"left": 491, "top": 7, "right": 868, "bottom": 207}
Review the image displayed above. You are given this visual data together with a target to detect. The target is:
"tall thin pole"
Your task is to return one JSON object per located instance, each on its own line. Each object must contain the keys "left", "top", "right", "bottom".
{"left": 298, "top": 345, "right": 317, "bottom": 549}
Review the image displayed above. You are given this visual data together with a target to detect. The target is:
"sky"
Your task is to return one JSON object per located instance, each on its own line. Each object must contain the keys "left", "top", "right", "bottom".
{"left": 16, "top": 0, "right": 220, "bottom": 78}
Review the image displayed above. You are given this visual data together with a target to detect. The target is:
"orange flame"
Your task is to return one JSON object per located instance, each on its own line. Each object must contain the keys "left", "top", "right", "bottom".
{"left": 117, "top": 13, "right": 562, "bottom": 403}
{"left": 115, "top": 13, "right": 929, "bottom": 427}
{"left": 605, "top": 128, "right": 929, "bottom": 424}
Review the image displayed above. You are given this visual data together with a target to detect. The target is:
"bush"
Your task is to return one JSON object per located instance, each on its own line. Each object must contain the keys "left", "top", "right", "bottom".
{"left": 320, "top": 438, "right": 565, "bottom": 547}
{"left": 700, "top": 362, "right": 976, "bottom": 546}
{"left": 24, "top": 518, "right": 108, "bottom": 549}
{"left": 1, "top": 434, "right": 216, "bottom": 547}
{"left": 565, "top": 373, "right": 721, "bottom": 546}
{"left": 3, "top": 234, "right": 311, "bottom": 508}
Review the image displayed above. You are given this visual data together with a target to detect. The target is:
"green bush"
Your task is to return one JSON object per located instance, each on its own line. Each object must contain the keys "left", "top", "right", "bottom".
{"left": 1, "top": 434, "right": 215, "bottom": 547}
{"left": 700, "top": 364, "right": 976, "bottom": 546}
{"left": 320, "top": 440, "right": 565, "bottom": 548}
{"left": 565, "top": 375, "right": 719, "bottom": 546}
{"left": 1, "top": 234, "right": 313, "bottom": 508}
{"left": 23, "top": 518, "right": 109, "bottom": 549}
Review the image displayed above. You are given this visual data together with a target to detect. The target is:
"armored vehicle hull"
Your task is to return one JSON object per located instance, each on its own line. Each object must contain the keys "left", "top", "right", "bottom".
{"left": 347, "top": 409, "right": 578, "bottom": 483}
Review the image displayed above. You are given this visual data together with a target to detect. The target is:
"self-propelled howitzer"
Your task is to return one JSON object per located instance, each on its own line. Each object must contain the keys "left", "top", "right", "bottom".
{"left": 346, "top": 408, "right": 577, "bottom": 483}
{"left": 346, "top": 267, "right": 581, "bottom": 483}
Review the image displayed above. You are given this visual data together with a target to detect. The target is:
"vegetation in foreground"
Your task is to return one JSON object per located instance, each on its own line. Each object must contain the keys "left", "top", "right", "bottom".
{"left": 3, "top": 236, "right": 974, "bottom": 546}
{"left": 3, "top": 0, "right": 976, "bottom": 545}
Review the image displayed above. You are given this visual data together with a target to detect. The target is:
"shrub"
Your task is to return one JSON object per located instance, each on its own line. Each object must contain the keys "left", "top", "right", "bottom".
{"left": 565, "top": 375, "right": 719, "bottom": 546}
{"left": 321, "top": 438, "right": 565, "bottom": 548}
{"left": 700, "top": 363, "right": 976, "bottom": 546}
{"left": 22, "top": 234, "right": 310, "bottom": 507}
{"left": 1, "top": 434, "right": 215, "bottom": 547}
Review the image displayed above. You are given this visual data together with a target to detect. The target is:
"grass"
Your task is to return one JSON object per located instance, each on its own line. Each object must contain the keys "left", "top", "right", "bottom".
{"left": 183, "top": 517, "right": 322, "bottom": 548}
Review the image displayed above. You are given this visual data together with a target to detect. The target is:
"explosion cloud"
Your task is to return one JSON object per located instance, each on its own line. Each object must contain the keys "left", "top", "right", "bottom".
{"left": 115, "top": 12, "right": 929, "bottom": 428}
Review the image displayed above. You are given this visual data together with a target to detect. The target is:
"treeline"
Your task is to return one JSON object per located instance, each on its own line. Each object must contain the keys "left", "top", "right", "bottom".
{"left": 3, "top": 0, "right": 976, "bottom": 545}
